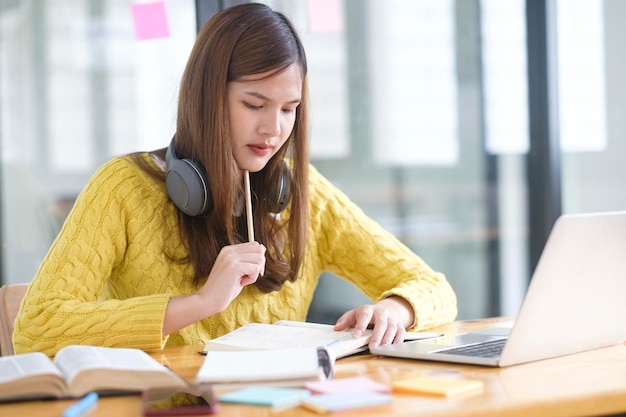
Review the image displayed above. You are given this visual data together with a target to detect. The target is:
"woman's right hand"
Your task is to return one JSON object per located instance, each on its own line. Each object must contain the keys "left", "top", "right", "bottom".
{"left": 163, "top": 241, "right": 266, "bottom": 336}
{"left": 197, "top": 241, "right": 266, "bottom": 313}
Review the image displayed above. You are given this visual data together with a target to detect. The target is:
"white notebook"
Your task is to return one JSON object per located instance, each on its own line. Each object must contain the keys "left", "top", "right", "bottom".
{"left": 195, "top": 346, "right": 332, "bottom": 388}
{"left": 201, "top": 320, "right": 440, "bottom": 359}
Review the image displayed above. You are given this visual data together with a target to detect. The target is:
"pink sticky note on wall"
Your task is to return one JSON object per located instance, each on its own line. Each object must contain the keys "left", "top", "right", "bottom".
{"left": 307, "top": 0, "right": 343, "bottom": 33}
{"left": 131, "top": 1, "right": 170, "bottom": 41}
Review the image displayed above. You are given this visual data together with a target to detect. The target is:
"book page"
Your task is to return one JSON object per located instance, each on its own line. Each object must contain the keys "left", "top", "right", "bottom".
{"left": 55, "top": 346, "right": 167, "bottom": 382}
{"left": 203, "top": 322, "right": 371, "bottom": 354}
{"left": 54, "top": 345, "right": 186, "bottom": 396}
{"left": 0, "top": 352, "right": 62, "bottom": 383}
{"left": 274, "top": 320, "right": 344, "bottom": 330}
{"left": 0, "top": 352, "right": 66, "bottom": 400}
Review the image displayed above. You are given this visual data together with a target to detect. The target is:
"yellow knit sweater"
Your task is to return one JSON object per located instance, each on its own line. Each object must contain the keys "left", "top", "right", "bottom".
{"left": 14, "top": 155, "right": 457, "bottom": 356}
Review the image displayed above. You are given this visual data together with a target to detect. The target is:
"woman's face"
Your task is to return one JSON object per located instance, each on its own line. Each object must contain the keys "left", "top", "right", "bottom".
{"left": 227, "top": 63, "right": 303, "bottom": 172}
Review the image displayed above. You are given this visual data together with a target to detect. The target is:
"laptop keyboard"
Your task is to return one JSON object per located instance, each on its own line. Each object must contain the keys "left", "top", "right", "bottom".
{"left": 436, "top": 339, "right": 506, "bottom": 358}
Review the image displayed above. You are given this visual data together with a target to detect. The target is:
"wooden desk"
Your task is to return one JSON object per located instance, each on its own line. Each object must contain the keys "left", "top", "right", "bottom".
{"left": 2, "top": 317, "right": 625, "bottom": 417}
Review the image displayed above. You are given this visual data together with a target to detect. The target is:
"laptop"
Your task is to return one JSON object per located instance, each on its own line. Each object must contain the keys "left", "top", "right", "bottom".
{"left": 370, "top": 211, "right": 626, "bottom": 367}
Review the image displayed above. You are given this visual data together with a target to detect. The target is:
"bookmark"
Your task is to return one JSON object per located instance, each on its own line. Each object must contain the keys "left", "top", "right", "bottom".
{"left": 244, "top": 170, "right": 254, "bottom": 242}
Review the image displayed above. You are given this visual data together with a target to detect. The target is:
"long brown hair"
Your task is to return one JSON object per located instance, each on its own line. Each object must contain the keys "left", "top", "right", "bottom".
{"left": 132, "top": 3, "right": 309, "bottom": 292}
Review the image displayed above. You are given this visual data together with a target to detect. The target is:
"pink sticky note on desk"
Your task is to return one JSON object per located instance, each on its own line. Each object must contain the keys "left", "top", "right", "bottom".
{"left": 131, "top": 1, "right": 170, "bottom": 41}
{"left": 305, "top": 376, "right": 391, "bottom": 394}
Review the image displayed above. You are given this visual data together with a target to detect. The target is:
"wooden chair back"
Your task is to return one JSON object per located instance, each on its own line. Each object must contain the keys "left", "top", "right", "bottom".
{"left": 0, "top": 283, "right": 29, "bottom": 356}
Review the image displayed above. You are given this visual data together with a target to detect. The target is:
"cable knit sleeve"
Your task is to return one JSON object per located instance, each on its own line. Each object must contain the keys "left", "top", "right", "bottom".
{"left": 307, "top": 165, "right": 457, "bottom": 330}
{"left": 13, "top": 157, "right": 173, "bottom": 356}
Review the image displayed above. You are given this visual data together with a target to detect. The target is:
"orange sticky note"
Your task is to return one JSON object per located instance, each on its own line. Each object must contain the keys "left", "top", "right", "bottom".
{"left": 131, "top": 1, "right": 170, "bottom": 41}
{"left": 392, "top": 376, "right": 484, "bottom": 398}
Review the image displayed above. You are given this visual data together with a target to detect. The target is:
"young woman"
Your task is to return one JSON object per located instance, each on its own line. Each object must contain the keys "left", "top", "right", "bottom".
{"left": 14, "top": 3, "right": 457, "bottom": 356}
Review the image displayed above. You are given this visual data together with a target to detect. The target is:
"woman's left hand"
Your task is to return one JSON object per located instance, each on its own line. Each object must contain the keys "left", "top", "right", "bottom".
{"left": 333, "top": 296, "right": 415, "bottom": 348}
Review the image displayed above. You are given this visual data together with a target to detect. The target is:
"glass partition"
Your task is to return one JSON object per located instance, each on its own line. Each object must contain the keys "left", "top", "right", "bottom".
{"left": 0, "top": 0, "right": 196, "bottom": 284}
{"left": 558, "top": 0, "right": 626, "bottom": 215}
{"left": 263, "top": 0, "right": 530, "bottom": 321}
{"left": 3, "top": 0, "right": 624, "bottom": 323}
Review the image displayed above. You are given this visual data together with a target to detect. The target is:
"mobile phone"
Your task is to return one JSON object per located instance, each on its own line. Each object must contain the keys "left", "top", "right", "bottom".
{"left": 142, "top": 387, "right": 219, "bottom": 416}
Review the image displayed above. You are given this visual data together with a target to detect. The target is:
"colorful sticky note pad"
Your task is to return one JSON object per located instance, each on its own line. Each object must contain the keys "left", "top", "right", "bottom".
{"left": 392, "top": 376, "right": 484, "bottom": 398}
{"left": 131, "top": 1, "right": 170, "bottom": 41}
{"left": 305, "top": 376, "right": 391, "bottom": 394}
{"left": 218, "top": 387, "right": 310, "bottom": 409}
{"left": 300, "top": 391, "right": 392, "bottom": 414}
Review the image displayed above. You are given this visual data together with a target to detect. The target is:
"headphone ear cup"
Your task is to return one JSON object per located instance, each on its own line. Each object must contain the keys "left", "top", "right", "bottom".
{"left": 267, "top": 160, "right": 292, "bottom": 213}
{"left": 165, "top": 140, "right": 210, "bottom": 216}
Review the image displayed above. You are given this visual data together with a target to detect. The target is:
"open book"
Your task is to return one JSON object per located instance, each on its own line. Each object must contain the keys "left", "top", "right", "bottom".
{"left": 0, "top": 345, "right": 188, "bottom": 402}
{"left": 201, "top": 321, "right": 371, "bottom": 359}
{"left": 201, "top": 320, "right": 441, "bottom": 359}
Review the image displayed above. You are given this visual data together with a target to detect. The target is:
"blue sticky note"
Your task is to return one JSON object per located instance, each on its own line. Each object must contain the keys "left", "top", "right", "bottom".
{"left": 218, "top": 386, "right": 310, "bottom": 408}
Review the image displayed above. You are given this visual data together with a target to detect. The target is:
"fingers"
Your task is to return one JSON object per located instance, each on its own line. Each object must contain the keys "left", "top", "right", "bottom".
{"left": 333, "top": 311, "right": 354, "bottom": 331}
{"left": 334, "top": 306, "right": 371, "bottom": 338}
{"left": 353, "top": 305, "right": 373, "bottom": 338}
{"left": 368, "top": 308, "right": 403, "bottom": 348}
{"left": 370, "top": 316, "right": 405, "bottom": 347}
{"left": 336, "top": 303, "right": 409, "bottom": 349}
{"left": 219, "top": 242, "right": 266, "bottom": 283}
{"left": 198, "top": 242, "right": 266, "bottom": 314}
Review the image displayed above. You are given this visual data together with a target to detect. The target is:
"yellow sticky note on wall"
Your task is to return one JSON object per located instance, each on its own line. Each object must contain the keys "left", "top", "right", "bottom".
{"left": 392, "top": 376, "right": 484, "bottom": 398}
